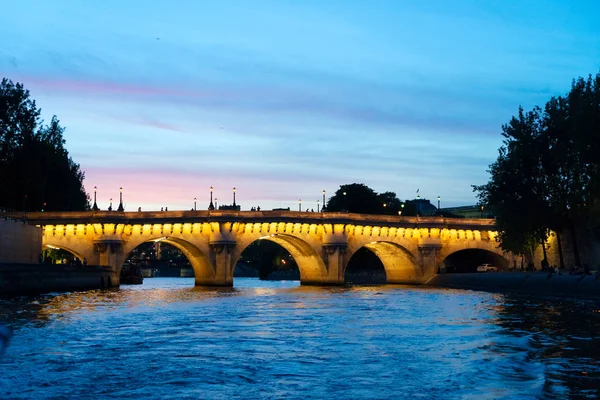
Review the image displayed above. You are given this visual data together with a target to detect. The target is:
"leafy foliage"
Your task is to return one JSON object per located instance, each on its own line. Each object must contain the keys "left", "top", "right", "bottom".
{"left": 0, "top": 78, "right": 89, "bottom": 211}
{"left": 325, "top": 183, "right": 405, "bottom": 215}
{"left": 474, "top": 72, "right": 600, "bottom": 264}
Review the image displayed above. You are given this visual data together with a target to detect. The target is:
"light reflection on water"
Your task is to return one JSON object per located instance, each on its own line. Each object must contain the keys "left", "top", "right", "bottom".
{"left": 0, "top": 278, "right": 599, "bottom": 399}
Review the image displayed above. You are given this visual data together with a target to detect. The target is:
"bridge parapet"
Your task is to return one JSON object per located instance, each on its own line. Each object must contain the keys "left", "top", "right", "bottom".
{"left": 14, "top": 210, "right": 496, "bottom": 230}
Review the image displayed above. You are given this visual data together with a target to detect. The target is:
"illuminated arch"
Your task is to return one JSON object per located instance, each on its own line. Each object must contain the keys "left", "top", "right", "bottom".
{"left": 232, "top": 234, "right": 328, "bottom": 284}
{"left": 123, "top": 237, "right": 214, "bottom": 282}
{"left": 439, "top": 247, "right": 510, "bottom": 272}
{"left": 345, "top": 241, "right": 420, "bottom": 284}
{"left": 43, "top": 244, "right": 85, "bottom": 261}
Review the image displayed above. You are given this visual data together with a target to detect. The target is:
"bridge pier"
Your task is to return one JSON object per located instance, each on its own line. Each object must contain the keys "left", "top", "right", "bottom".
{"left": 195, "top": 243, "right": 235, "bottom": 286}
{"left": 94, "top": 240, "right": 125, "bottom": 287}
{"left": 418, "top": 239, "right": 442, "bottom": 283}
{"left": 310, "top": 244, "right": 345, "bottom": 285}
{"left": 194, "top": 231, "right": 236, "bottom": 287}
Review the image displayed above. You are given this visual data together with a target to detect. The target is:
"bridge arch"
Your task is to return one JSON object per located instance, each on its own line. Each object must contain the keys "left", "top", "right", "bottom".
{"left": 345, "top": 241, "right": 420, "bottom": 284}
{"left": 232, "top": 234, "right": 328, "bottom": 284}
{"left": 43, "top": 244, "right": 85, "bottom": 262}
{"left": 122, "top": 236, "right": 214, "bottom": 282}
{"left": 438, "top": 246, "right": 510, "bottom": 273}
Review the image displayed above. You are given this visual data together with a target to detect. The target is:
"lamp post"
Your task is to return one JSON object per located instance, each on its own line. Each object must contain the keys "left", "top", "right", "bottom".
{"left": 194, "top": 197, "right": 197, "bottom": 211}
{"left": 109, "top": 198, "right": 113, "bottom": 211}
{"left": 92, "top": 186, "right": 99, "bottom": 211}
{"left": 481, "top": 205, "right": 484, "bottom": 218}
{"left": 298, "top": 199, "right": 302, "bottom": 212}
{"left": 399, "top": 203, "right": 404, "bottom": 216}
{"left": 317, "top": 199, "right": 320, "bottom": 212}
{"left": 117, "top": 187, "right": 124, "bottom": 212}
{"left": 343, "top": 191, "right": 347, "bottom": 212}
{"left": 437, "top": 196, "right": 441, "bottom": 210}
{"left": 322, "top": 190, "right": 326, "bottom": 212}
{"left": 208, "top": 186, "right": 214, "bottom": 210}
{"left": 233, "top": 187, "right": 236, "bottom": 207}
{"left": 215, "top": 198, "right": 218, "bottom": 209}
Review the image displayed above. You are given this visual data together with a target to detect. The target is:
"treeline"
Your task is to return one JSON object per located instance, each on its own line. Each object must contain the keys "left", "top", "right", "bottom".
{"left": 474, "top": 72, "right": 600, "bottom": 267}
{"left": 0, "top": 78, "right": 88, "bottom": 211}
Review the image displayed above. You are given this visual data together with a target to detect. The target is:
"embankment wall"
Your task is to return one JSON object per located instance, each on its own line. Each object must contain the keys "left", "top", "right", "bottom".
{"left": 0, "top": 218, "right": 42, "bottom": 263}
{"left": 427, "top": 272, "right": 600, "bottom": 300}
{"left": 0, "top": 264, "right": 113, "bottom": 297}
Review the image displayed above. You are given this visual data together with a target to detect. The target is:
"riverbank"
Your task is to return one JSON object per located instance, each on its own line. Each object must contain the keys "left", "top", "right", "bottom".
{"left": 427, "top": 272, "right": 600, "bottom": 300}
{"left": 0, "top": 263, "right": 113, "bottom": 297}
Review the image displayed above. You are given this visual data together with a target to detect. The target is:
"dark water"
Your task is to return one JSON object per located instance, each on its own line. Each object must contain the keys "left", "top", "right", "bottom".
{"left": 0, "top": 278, "right": 599, "bottom": 399}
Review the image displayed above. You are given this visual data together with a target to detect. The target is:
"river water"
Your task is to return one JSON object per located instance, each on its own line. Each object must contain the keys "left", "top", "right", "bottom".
{"left": 0, "top": 278, "right": 599, "bottom": 399}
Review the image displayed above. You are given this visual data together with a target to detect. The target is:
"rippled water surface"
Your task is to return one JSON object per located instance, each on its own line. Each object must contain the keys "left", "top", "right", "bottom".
{"left": 1, "top": 278, "right": 599, "bottom": 399}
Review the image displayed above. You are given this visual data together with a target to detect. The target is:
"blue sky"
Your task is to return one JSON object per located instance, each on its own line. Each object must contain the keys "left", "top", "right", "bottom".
{"left": 1, "top": 0, "right": 599, "bottom": 211}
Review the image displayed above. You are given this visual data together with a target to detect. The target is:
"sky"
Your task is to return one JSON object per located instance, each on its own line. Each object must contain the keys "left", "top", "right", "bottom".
{"left": 1, "top": 0, "right": 599, "bottom": 211}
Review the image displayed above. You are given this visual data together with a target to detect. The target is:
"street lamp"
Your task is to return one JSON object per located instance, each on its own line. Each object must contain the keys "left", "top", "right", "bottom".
{"left": 194, "top": 197, "right": 197, "bottom": 211}
{"left": 233, "top": 187, "right": 236, "bottom": 207}
{"left": 317, "top": 199, "right": 320, "bottom": 212}
{"left": 343, "top": 191, "right": 347, "bottom": 212}
{"left": 298, "top": 199, "right": 302, "bottom": 212}
{"left": 109, "top": 198, "right": 113, "bottom": 211}
{"left": 437, "top": 196, "right": 441, "bottom": 210}
{"left": 208, "top": 186, "right": 214, "bottom": 210}
{"left": 322, "top": 190, "right": 326, "bottom": 212}
{"left": 481, "top": 205, "right": 484, "bottom": 218}
{"left": 117, "top": 187, "right": 124, "bottom": 212}
{"left": 92, "top": 186, "right": 99, "bottom": 211}
{"left": 215, "top": 197, "right": 218, "bottom": 209}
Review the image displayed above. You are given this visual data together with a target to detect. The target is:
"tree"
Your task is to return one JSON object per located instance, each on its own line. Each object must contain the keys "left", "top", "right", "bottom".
{"left": 474, "top": 72, "right": 600, "bottom": 267}
{"left": 326, "top": 183, "right": 383, "bottom": 214}
{"left": 378, "top": 191, "right": 403, "bottom": 215}
{"left": 483, "top": 107, "right": 550, "bottom": 255}
{"left": 0, "top": 78, "right": 89, "bottom": 211}
{"left": 325, "top": 183, "right": 414, "bottom": 215}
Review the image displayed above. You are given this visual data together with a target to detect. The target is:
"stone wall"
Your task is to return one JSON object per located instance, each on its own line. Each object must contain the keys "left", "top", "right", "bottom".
{"left": 427, "top": 272, "right": 600, "bottom": 300}
{"left": 0, "top": 218, "right": 42, "bottom": 263}
{"left": 0, "top": 264, "right": 113, "bottom": 297}
{"left": 533, "top": 230, "right": 600, "bottom": 270}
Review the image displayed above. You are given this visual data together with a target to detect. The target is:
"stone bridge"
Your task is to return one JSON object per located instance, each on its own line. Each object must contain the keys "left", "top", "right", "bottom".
{"left": 20, "top": 210, "right": 511, "bottom": 287}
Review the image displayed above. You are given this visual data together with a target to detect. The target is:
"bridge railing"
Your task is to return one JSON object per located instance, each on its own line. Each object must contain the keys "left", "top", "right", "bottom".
{"left": 0, "top": 209, "right": 30, "bottom": 223}
{"left": 17, "top": 209, "right": 496, "bottom": 230}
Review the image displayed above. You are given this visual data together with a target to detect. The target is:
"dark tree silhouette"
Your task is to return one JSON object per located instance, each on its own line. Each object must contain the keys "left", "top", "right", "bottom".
{"left": 474, "top": 72, "right": 600, "bottom": 267}
{"left": 325, "top": 183, "right": 412, "bottom": 216}
{"left": 326, "top": 183, "right": 382, "bottom": 214}
{"left": 0, "top": 78, "right": 89, "bottom": 211}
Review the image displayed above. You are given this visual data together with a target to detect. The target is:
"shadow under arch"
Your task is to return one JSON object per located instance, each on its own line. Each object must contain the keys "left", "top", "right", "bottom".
{"left": 124, "top": 237, "right": 214, "bottom": 283}
{"left": 232, "top": 234, "right": 328, "bottom": 284}
{"left": 346, "top": 241, "right": 420, "bottom": 284}
{"left": 43, "top": 244, "right": 84, "bottom": 262}
{"left": 440, "top": 248, "right": 509, "bottom": 273}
